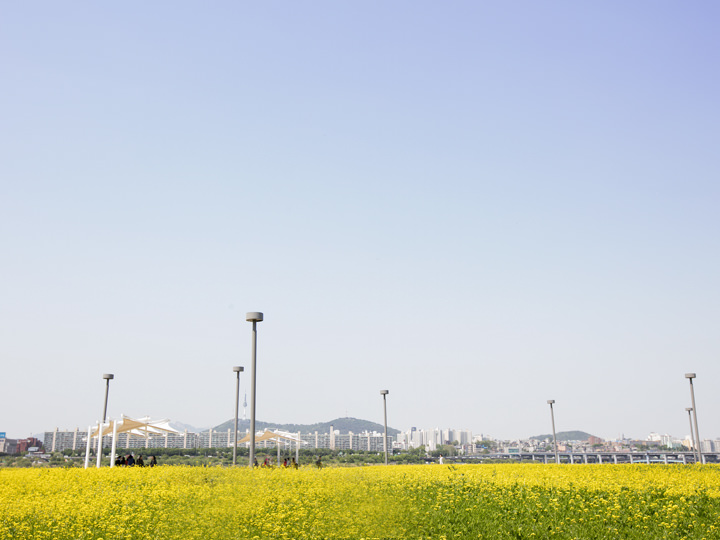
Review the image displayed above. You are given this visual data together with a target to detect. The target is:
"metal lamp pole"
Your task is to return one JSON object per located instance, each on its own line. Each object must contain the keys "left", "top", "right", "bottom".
{"left": 547, "top": 400, "right": 559, "bottom": 464}
{"left": 685, "top": 373, "right": 702, "bottom": 464}
{"left": 247, "top": 312, "right": 263, "bottom": 468}
{"left": 685, "top": 407, "right": 696, "bottom": 461}
{"left": 381, "top": 390, "right": 389, "bottom": 465}
{"left": 99, "top": 374, "right": 114, "bottom": 466}
{"left": 232, "top": 366, "right": 244, "bottom": 466}
{"left": 102, "top": 374, "right": 114, "bottom": 422}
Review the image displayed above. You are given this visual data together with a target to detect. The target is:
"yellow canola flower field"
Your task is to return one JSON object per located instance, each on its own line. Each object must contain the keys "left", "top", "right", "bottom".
{"left": 1, "top": 463, "right": 720, "bottom": 539}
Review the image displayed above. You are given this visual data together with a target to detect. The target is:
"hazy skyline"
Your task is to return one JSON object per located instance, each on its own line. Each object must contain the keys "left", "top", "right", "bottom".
{"left": 2, "top": 2, "right": 719, "bottom": 441}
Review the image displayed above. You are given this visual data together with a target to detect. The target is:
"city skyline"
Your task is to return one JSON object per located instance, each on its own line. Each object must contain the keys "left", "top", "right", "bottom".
{"left": 16, "top": 418, "right": 720, "bottom": 457}
{"left": 2, "top": 3, "right": 719, "bottom": 442}
{"left": 5, "top": 405, "right": 717, "bottom": 444}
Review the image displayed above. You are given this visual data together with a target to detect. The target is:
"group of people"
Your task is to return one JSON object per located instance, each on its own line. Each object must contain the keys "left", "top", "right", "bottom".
{"left": 252, "top": 456, "right": 299, "bottom": 469}
{"left": 114, "top": 454, "right": 157, "bottom": 467}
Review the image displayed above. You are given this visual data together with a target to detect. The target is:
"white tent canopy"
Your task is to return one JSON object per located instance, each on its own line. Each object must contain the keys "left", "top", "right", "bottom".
{"left": 90, "top": 416, "right": 180, "bottom": 439}
{"left": 237, "top": 429, "right": 304, "bottom": 445}
{"left": 238, "top": 430, "right": 306, "bottom": 466}
{"left": 85, "top": 415, "right": 180, "bottom": 469}
{"left": 84, "top": 422, "right": 306, "bottom": 469}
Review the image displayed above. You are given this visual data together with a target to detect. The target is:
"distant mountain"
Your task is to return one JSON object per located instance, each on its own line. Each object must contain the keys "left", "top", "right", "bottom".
{"left": 170, "top": 421, "right": 209, "bottom": 433}
{"left": 529, "top": 430, "right": 597, "bottom": 442}
{"left": 210, "top": 417, "right": 400, "bottom": 437}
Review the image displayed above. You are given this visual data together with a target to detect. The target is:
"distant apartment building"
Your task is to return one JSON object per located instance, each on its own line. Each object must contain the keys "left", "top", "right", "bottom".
{"left": 17, "top": 437, "right": 42, "bottom": 453}
{"left": 304, "top": 430, "right": 391, "bottom": 452}
{"left": 700, "top": 439, "right": 720, "bottom": 453}
{"left": 44, "top": 428, "right": 219, "bottom": 452}
{"left": 43, "top": 427, "right": 392, "bottom": 453}
{"left": 0, "top": 437, "right": 18, "bottom": 454}
{"left": 0, "top": 436, "right": 42, "bottom": 455}
{"left": 396, "top": 428, "right": 473, "bottom": 452}
{"left": 45, "top": 428, "right": 84, "bottom": 452}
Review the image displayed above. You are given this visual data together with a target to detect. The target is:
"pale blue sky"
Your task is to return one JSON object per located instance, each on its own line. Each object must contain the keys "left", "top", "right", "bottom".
{"left": 2, "top": 2, "right": 719, "bottom": 441}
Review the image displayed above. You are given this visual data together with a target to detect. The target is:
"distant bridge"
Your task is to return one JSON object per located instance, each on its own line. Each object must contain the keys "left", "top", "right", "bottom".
{"left": 444, "top": 451, "right": 719, "bottom": 464}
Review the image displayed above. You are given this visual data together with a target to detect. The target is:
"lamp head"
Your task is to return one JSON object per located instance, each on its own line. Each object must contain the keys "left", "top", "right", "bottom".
{"left": 685, "top": 373, "right": 696, "bottom": 379}
{"left": 686, "top": 407, "right": 693, "bottom": 412}
{"left": 246, "top": 312, "right": 264, "bottom": 322}
{"left": 547, "top": 399, "right": 555, "bottom": 404}
{"left": 102, "top": 374, "right": 114, "bottom": 380}
{"left": 233, "top": 366, "right": 244, "bottom": 373}
{"left": 380, "top": 390, "right": 389, "bottom": 395}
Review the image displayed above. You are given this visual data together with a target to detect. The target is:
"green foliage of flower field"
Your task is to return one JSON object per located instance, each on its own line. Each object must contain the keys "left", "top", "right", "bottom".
{"left": 2, "top": 463, "right": 719, "bottom": 539}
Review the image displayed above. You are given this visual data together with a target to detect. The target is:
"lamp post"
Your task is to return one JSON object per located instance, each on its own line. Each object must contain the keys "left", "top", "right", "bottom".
{"left": 380, "top": 390, "right": 389, "bottom": 465}
{"left": 547, "top": 400, "right": 559, "bottom": 464}
{"left": 246, "top": 312, "right": 263, "bottom": 468}
{"left": 102, "top": 374, "right": 114, "bottom": 422}
{"left": 99, "top": 374, "right": 114, "bottom": 467}
{"left": 685, "top": 373, "right": 702, "bottom": 464}
{"left": 232, "top": 366, "right": 244, "bottom": 466}
{"left": 685, "top": 407, "right": 696, "bottom": 461}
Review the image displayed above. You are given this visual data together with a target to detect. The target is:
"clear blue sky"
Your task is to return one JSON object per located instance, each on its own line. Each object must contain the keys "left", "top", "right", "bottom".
{"left": 2, "top": 2, "right": 719, "bottom": 441}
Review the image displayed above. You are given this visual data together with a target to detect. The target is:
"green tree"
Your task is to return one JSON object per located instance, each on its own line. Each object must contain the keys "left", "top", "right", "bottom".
{"left": 431, "top": 444, "right": 456, "bottom": 457}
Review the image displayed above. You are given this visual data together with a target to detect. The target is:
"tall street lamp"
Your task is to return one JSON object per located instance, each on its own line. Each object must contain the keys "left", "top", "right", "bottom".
{"left": 685, "top": 407, "right": 696, "bottom": 461}
{"left": 547, "top": 400, "right": 559, "bottom": 464}
{"left": 685, "top": 373, "right": 702, "bottom": 464}
{"left": 380, "top": 390, "right": 389, "bottom": 465}
{"left": 102, "top": 374, "right": 114, "bottom": 422}
{"left": 99, "top": 374, "right": 114, "bottom": 468}
{"left": 232, "top": 366, "right": 244, "bottom": 466}
{"left": 247, "top": 312, "right": 263, "bottom": 468}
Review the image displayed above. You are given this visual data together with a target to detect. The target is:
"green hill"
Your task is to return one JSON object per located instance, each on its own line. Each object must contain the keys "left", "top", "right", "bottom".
{"left": 211, "top": 417, "right": 400, "bottom": 437}
{"left": 529, "top": 430, "right": 597, "bottom": 442}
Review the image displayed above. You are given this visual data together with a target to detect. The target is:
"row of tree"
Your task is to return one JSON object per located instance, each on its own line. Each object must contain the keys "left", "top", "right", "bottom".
{"left": 3, "top": 445, "right": 470, "bottom": 468}
{"left": 2, "top": 439, "right": 509, "bottom": 468}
